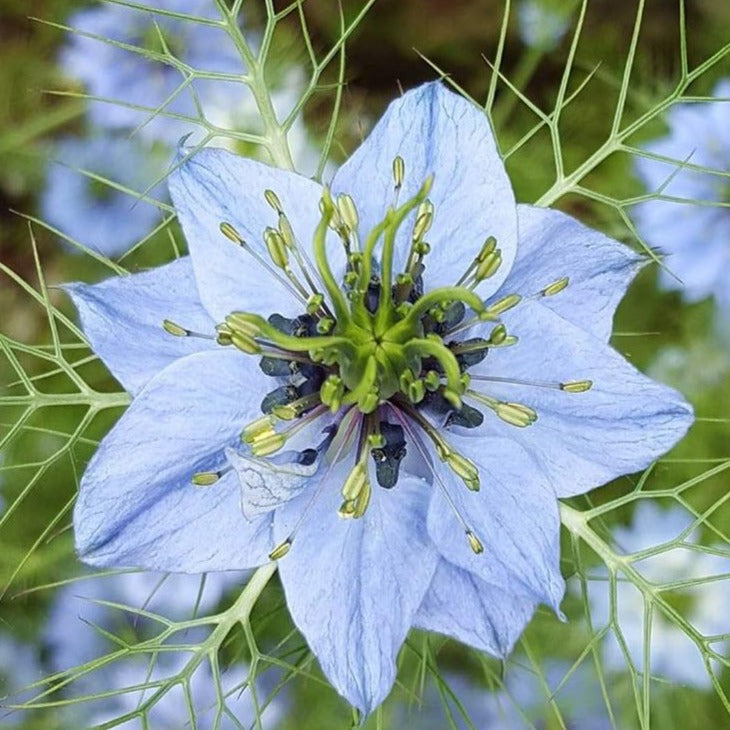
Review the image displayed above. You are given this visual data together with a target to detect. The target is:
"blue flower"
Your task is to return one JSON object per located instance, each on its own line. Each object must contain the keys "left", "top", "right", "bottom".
{"left": 517, "top": 0, "right": 570, "bottom": 51}
{"left": 68, "top": 82, "right": 693, "bottom": 714}
{"left": 632, "top": 79, "right": 730, "bottom": 323}
{"left": 60, "top": 0, "right": 250, "bottom": 144}
{"left": 45, "top": 570, "right": 246, "bottom": 676}
{"left": 395, "top": 661, "right": 611, "bottom": 729}
{"left": 41, "top": 135, "right": 164, "bottom": 257}
{"left": 0, "top": 634, "right": 41, "bottom": 728}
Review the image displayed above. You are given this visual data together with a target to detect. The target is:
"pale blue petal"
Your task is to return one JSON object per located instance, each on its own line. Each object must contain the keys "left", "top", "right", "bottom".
{"left": 634, "top": 202, "right": 730, "bottom": 301}
{"left": 426, "top": 437, "right": 564, "bottom": 610}
{"left": 66, "top": 257, "right": 217, "bottom": 395}
{"left": 462, "top": 300, "right": 693, "bottom": 497}
{"left": 504, "top": 205, "right": 642, "bottom": 339}
{"left": 275, "top": 471, "right": 438, "bottom": 715}
{"left": 169, "top": 147, "right": 344, "bottom": 322}
{"left": 75, "top": 349, "right": 274, "bottom": 570}
{"left": 415, "top": 559, "right": 538, "bottom": 655}
{"left": 331, "top": 82, "right": 517, "bottom": 297}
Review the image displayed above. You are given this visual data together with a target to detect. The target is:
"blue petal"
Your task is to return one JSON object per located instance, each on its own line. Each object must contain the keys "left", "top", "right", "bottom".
{"left": 634, "top": 200, "right": 730, "bottom": 301}
{"left": 75, "top": 349, "right": 274, "bottom": 571}
{"left": 463, "top": 299, "right": 694, "bottom": 497}
{"left": 415, "top": 559, "right": 538, "bottom": 655}
{"left": 427, "top": 437, "right": 564, "bottom": 610}
{"left": 66, "top": 257, "right": 217, "bottom": 396}
{"left": 504, "top": 205, "right": 642, "bottom": 340}
{"left": 331, "top": 82, "right": 517, "bottom": 297}
{"left": 275, "top": 471, "right": 438, "bottom": 715}
{"left": 169, "top": 147, "right": 344, "bottom": 322}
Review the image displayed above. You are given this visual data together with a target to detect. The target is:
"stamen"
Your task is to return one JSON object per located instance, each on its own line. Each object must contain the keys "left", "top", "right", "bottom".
{"left": 191, "top": 465, "right": 233, "bottom": 486}
{"left": 393, "top": 155, "right": 405, "bottom": 198}
{"left": 541, "top": 276, "right": 570, "bottom": 297}
{"left": 456, "top": 236, "right": 498, "bottom": 287}
{"left": 466, "top": 391, "right": 538, "bottom": 428}
{"left": 219, "top": 222, "right": 308, "bottom": 306}
{"left": 394, "top": 398, "right": 480, "bottom": 491}
{"left": 470, "top": 374, "right": 593, "bottom": 393}
{"left": 270, "top": 409, "right": 363, "bottom": 560}
{"left": 162, "top": 319, "right": 216, "bottom": 341}
{"left": 387, "top": 403, "right": 484, "bottom": 554}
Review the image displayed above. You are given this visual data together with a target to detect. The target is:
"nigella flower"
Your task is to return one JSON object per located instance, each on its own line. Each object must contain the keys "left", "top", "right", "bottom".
{"left": 395, "top": 662, "right": 611, "bottom": 729}
{"left": 632, "top": 79, "right": 730, "bottom": 325}
{"left": 586, "top": 502, "right": 730, "bottom": 689}
{"left": 45, "top": 570, "right": 246, "bottom": 676}
{"left": 68, "top": 83, "right": 693, "bottom": 714}
{"left": 41, "top": 135, "right": 164, "bottom": 257}
{"left": 61, "top": 0, "right": 251, "bottom": 144}
{"left": 516, "top": 0, "right": 570, "bottom": 51}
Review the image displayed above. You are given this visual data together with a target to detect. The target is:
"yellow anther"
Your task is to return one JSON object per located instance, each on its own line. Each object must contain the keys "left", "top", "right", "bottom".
{"left": 542, "top": 276, "right": 570, "bottom": 297}
{"left": 476, "top": 236, "right": 497, "bottom": 262}
{"left": 269, "top": 539, "right": 292, "bottom": 561}
{"left": 446, "top": 452, "right": 480, "bottom": 491}
{"left": 264, "top": 189, "right": 283, "bottom": 214}
{"left": 338, "top": 499, "right": 357, "bottom": 519}
{"left": 487, "top": 294, "right": 522, "bottom": 316}
{"left": 264, "top": 227, "right": 289, "bottom": 269}
{"left": 407, "top": 378, "right": 426, "bottom": 404}
{"left": 220, "top": 221, "right": 245, "bottom": 245}
{"left": 475, "top": 249, "right": 502, "bottom": 281}
{"left": 241, "top": 415, "right": 276, "bottom": 443}
{"left": 489, "top": 323, "right": 508, "bottom": 345}
{"left": 412, "top": 203, "right": 433, "bottom": 241}
{"left": 162, "top": 319, "right": 188, "bottom": 337}
{"left": 353, "top": 478, "right": 371, "bottom": 517}
{"left": 251, "top": 432, "right": 286, "bottom": 457}
{"left": 342, "top": 462, "right": 368, "bottom": 501}
{"left": 225, "top": 313, "right": 260, "bottom": 337}
{"left": 192, "top": 471, "right": 221, "bottom": 487}
{"left": 337, "top": 193, "right": 359, "bottom": 232}
{"left": 320, "top": 375, "right": 345, "bottom": 412}
{"left": 393, "top": 156, "right": 405, "bottom": 189}
{"left": 560, "top": 379, "right": 593, "bottom": 393}
{"left": 278, "top": 213, "right": 297, "bottom": 249}
{"left": 306, "top": 293, "right": 325, "bottom": 314}
{"left": 466, "top": 530, "right": 485, "bottom": 555}
{"left": 495, "top": 401, "right": 537, "bottom": 428}
{"left": 231, "top": 331, "right": 261, "bottom": 355}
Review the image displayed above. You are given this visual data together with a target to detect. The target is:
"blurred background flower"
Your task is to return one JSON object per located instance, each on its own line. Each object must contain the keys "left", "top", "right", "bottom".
{"left": 40, "top": 135, "right": 166, "bottom": 257}
{"left": 584, "top": 501, "right": 730, "bottom": 689}
{"left": 632, "top": 79, "right": 730, "bottom": 340}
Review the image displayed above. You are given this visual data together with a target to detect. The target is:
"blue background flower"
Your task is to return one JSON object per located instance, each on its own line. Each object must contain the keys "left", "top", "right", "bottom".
{"left": 41, "top": 135, "right": 165, "bottom": 257}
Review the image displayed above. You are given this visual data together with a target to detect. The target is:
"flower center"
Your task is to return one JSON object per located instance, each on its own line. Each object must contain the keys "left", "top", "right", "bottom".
{"left": 164, "top": 157, "right": 592, "bottom": 558}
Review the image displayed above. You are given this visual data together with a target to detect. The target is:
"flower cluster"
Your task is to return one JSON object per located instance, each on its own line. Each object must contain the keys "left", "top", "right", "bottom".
{"left": 68, "top": 82, "right": 693, "bottom": 714}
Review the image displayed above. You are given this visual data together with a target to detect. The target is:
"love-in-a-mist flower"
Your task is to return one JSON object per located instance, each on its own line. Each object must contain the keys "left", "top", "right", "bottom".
{"left": 41, "top": 135, "right": 164, "bottom": 257}
{"left": 61, "top": 0, "right": 251, "bottom": 144}
{"left": 68, "top": 83, "right": 693, "bottom": 714}
{"left": 516, "top": 0, "right": 570, "bottom": 52}
{"left": 632, "top": 79, "right": 730, "bottom": 321}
